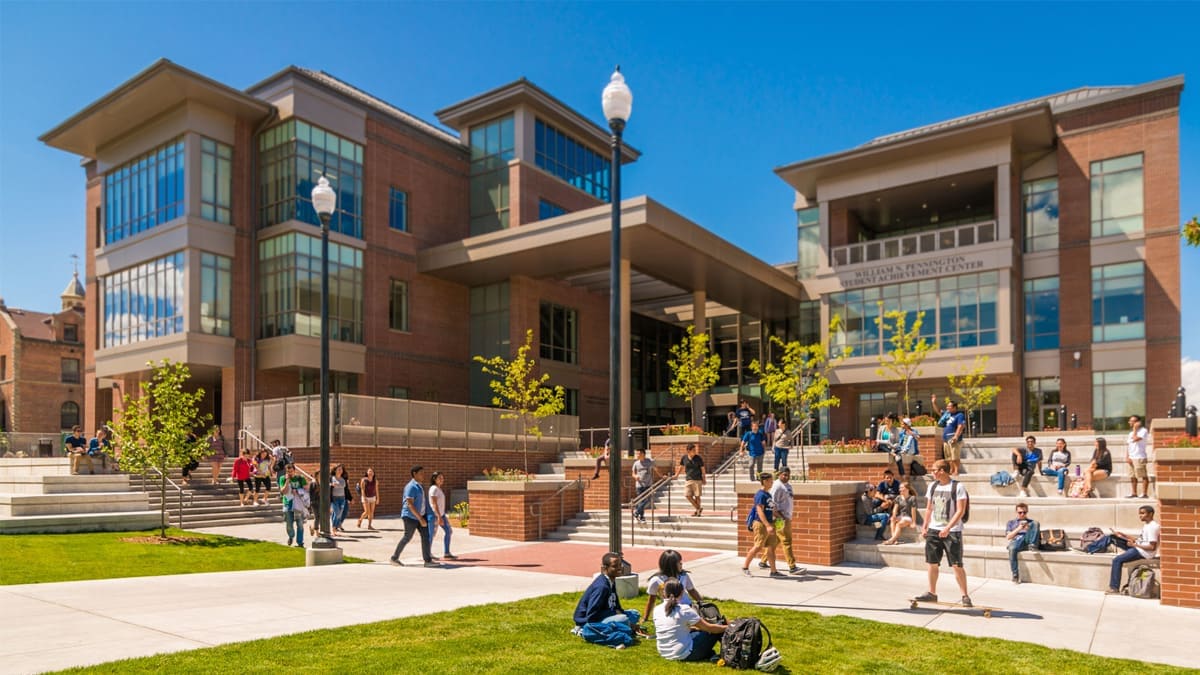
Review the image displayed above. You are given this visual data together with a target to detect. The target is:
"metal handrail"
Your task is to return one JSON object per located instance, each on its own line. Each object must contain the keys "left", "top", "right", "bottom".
{"left": 626, "top": 472, "right": 677, "bottom": 546}
{"left": 529, "top": 477, "right": 586, "bottom": 540}
{"left": 148, "top": 466, "right": 192, "bottom": 530}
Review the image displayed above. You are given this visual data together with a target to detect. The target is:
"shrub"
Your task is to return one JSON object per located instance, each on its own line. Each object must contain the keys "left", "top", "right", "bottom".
{"left": 1161, "top": 434, "right": 1200, "bottom": 449}
{"left": 451, "top": 501, "right": 470, "bottom": 527}
{"left": 820, "top": 439, "right": 874, "bottom": 454}
{"left": 482, "top": 467, "right": 533, "bottom": 481}
{"left": 660, "top": 424, "right": 709, "bottom": 436}
{"left": 909, "top": 414, "right": 938, "bottom": 427}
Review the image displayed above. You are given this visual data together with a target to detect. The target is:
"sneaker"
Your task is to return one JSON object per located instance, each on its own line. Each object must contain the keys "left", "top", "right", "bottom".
{"left": 742, "top": 568, "right": 752, "bottom": 577}
{"left": 913, "top": 591, "right": 937, "bottom": 602}
{"left": 443, "top": 553, "right": 458, "bottom": 560}
{"left": 1139, "top": 494, "right": 1149, "bottom": 499}
{"left": 873, "top": 521, "right": 883, "bottom": 529}
{"left": 1125, "top": 493, "right": 1137, "bottom": 498}
{"left": 1105, "top": 587, "right": 1120, "bottom": 595}
{"left": 423, "top": 561, "right": 441, "bottom": 568}
{"left": 1012, "top": 575, "right": 1020, "bottom": 584}
{"left": 1057, "top": 489, "right": 1064, "bottom": 496}
{"left": 287, "top": 537, "right": 293, "bottom": 546}
{"left": 758, "top": 562, "right": 770, "bottom": 569}
{"left": 1018, "top": 489, "right": 1028, "bottom": 498}
{"left": 789, "top": 566, "right": 806, "bottom": 575}
{"left": 296, "top": 542, "right": 305, "bottom": 548}
{"left": 390, "top": 558, "right": 403, "bottom": 566}
{"left": 961, "top": 596, "right": 973, "bottom": 608}
{"left": 769, "top": 571, "right": 787, "bottom": 578}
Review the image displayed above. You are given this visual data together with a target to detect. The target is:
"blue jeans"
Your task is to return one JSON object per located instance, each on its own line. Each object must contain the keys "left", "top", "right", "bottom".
{"left": 868, "top": 513, "right": 890, "bottom": 539}
{"left": 774, "top": 448, "right": 789, "bottom": 471}
{"left": 1007, "top": 522, "right": 1040, "bottom": 577}
{"left": 1109, "top": 536, "right": 1144, "bottom": 591}
{"left": 601, "top": 609, "right": 640, "bottom": 629}
{"left": 428, "top": 513, "right": 453, "bottom": 555}
{"left": 284, "top": 508, "right": 305, "bottom": 546}
{"left": 634, "top": 484, "right": 652, "bottom": 519}
{"left": 684, "top": 630, "right": 721, "bottom": 661}
{"left": 331, "top": 497, "right": 347, "bottom": 529}
{"left": 1042, "top": 467, "right": 1069, "bottom": 491}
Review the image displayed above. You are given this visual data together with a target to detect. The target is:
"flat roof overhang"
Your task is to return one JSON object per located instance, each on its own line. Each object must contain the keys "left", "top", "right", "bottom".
{"left": 775, "top": 106, "right": 1055, "bottom": 197}
{"left": 40, "top": 58, "right": 273, "bottom": 157}
{"left": 417, "top": 196, "right": 802, "bottom": 319}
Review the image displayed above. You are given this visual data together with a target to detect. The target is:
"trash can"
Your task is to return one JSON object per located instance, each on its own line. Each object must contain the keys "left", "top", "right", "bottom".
{"left": 37, "top": 439, "right": 53, "bottom": 457}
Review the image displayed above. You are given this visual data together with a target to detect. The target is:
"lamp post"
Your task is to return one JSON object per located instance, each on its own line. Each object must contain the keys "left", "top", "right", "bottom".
{"left": 310, "top": 176, "right": 337, "bottom": 550}
{"left": 602, "top": 67, "right": 632, "bottom": 555}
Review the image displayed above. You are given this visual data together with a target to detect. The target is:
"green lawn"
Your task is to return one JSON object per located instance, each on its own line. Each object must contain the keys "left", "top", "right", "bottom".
{"left": 0, "top": 529, "right": 365, "bottom": 585}
{"left": 56, "top": 592, "right": 1190, "bottom": 674}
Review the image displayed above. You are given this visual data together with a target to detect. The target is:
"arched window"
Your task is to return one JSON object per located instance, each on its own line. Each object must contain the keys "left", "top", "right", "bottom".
{"left": 60, "top": 402, "right": 80, "bottom": 430}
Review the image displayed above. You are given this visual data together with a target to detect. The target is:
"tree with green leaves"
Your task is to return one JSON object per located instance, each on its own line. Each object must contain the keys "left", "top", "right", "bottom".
{"left": 1184, "top": 216, "right": 1199, "bottom": 247}
{"left": 751, "top": 314, "right": 851, "bottom": 436}
{"left": 668, "top": 325, "right": 721, "bottom": 427}
{"left": 107, "top": 359, "right": 212, "bottom": 537}
{"left": 947, "top": 355, "right": 1002, "bottom": 437}
{"left": 474, "top": 329, "right": 566, "bottom": 474}
{"left": 874, "top": 305, "right": 936, "bottom": 415}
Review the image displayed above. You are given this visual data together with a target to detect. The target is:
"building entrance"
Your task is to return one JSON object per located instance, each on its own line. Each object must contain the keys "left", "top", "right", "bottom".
{"left": 1026, "top": 377, "right": 1061, "bottom": 432}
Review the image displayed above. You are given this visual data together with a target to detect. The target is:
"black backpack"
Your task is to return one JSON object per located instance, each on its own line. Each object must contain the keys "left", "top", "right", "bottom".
{"left": 720, "top": 617, "right": 771, "bottom": 669}
{"left": 697, "top": 601, "right": 725, "bottom": 625}
{"left": 949, "top": 479, "right": 970, "bottom": 523}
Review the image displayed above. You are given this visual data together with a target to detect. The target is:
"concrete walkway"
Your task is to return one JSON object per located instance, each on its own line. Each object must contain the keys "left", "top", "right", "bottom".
{"left": 3, "top": 518, "right": 1198, "bottom": 673}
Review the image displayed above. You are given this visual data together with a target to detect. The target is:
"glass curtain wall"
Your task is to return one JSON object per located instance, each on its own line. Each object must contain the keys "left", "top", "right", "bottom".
{"left": 1093, "top": 369, "right": 1145, "bottom": 431}
{"left": 257, "top": 232, "right": 364, "bottom": 343}
{"left": 1023, "top": 177, "right": 1059, "bottom": 252}
{"left": 469, "top": 282, "right": 510, "bottom": 406}
{"left": 1092, "top": 262, "right": 1145, "bottom": 342}
{"left": 258, "top": 119, "right": 364, "bottom": 238}
{"left": 200, "top": 137, "right": 233, "bottom": 224}
{"left": 534, "top": 118, "right": 611, "bottom": 202}
{"left": 469, "top": 116, "right": 514, "bottom": 235}
{"left": 796, "top": 207, "right": 820, "bottom": 278}
{"left": 104, "top": 137, "right": 185, "bottom": 244}
{"left": 101, "top": 252, "right": 185, "bottom": 347}
{"left": 199, "top": 253, "right": 232, "bottom": 336}
{"left": 1023, "top": 277, "right": 1059, "bottom": 351}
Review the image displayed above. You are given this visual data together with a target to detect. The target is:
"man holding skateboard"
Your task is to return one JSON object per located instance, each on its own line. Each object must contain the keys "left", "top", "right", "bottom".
{"left": 914, "top": 459, "right": 973, "bottom": 608}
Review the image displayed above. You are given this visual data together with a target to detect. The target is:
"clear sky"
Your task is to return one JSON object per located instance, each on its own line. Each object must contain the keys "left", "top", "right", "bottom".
{"left": 1, "top": 1, "right": 1196, "bottom": 376}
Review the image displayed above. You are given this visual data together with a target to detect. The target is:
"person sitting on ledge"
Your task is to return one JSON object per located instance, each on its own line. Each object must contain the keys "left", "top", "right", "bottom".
{"left": 1105, "top": 505, "right": 1159, "bottom": 595}
{"left": 1010, "top": 436, "right": 1043, "bottom": 498}
{"left": 1084, "top": 438, "right": 1113, "bottom": 498}
{"left": 1004, "top": 502, "right": 1040, "bottom": 584}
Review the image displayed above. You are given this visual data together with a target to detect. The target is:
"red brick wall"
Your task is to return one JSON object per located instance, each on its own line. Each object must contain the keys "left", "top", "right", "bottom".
{"left": 736, "top": 487, "right": 857, "bottom": 565}
{"left": 806, "top": 455, "right": 895, "bottom": 484}
{"left": 1155, "top": 450, "right": 1200, "bottom": 483}
{"left": 0, "top": 315, "right": 87, "bottom": 433}
{"left": 510, "top": 161, "right": 605, "bottom": 227}
{"left": 468, "top": 483, "right": 584, "bottom": 541}
{"left": 648, "top": 438, "right": 739, "bottom": 476}
{"left": 567, "top": 464, "right": 632, "bottom": 511}
{"left": 1158, "top": 498, "right": 1200, "bottom": 608}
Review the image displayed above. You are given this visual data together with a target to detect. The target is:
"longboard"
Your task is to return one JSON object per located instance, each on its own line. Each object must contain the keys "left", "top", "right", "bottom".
{"left": 908, "top": 597, "right": 997, "bottom": 618}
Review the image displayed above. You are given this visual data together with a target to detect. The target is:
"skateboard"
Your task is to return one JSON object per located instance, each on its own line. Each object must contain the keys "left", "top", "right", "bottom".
{"left": 908, "top": 597, "right": 997, "bottom": 618}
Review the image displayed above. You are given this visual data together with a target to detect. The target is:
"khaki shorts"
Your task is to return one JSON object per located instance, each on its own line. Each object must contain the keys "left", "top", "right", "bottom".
{"left": 686, "top": 480, "right": 703, "bottom": 498}
{"left": 752, "top": 520, "right": 779, "bottom": 549}
{"left": 943, "top": 440, "right": 962, "bottom": 462}
{"left": 1130, "top": 457, "right": 1149, "bottom": 479}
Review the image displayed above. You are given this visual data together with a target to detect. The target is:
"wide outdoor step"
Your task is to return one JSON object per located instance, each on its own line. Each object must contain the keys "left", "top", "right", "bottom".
{"left": 0, "top": 474, "right": 131, "bottom": 494}
{"left": 853, "top": 523, "right": 1147, "bottom": 548}
{"left": 950, "top": 471, "right": 1153, "bottom": 499}
{"left": 0, "top": 492, "right": 149, "bottom": 517}
{"left": 547, "top": 530, "right": 740, "bottom": 551}
{"left": 0, "top": 511, "right": 163, "bottom": 534}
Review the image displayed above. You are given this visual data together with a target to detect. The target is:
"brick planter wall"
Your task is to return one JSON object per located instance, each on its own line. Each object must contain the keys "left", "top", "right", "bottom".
{"left": 1156, "top": 483, "right": 1200, "bottom": 608}
{"left": 806, "top": 453, "right": 896, "bottom": 485}
{"left": 736, "top": 480, "right": 859, "bottom": 565}
{"left": 1154, "top": 447, "right": 1200, "bottom": 483}
{"left": 564, "top": 456, "right": 674, "bottom": 511}
{"left": 912, "top": 426, "right": 943, "bottom": 462}
{"left": 466, "top": 480, "right": 583, "bottom": 541}
{"left": 1150, "top": 418, "right": 1190, "bottom": 451}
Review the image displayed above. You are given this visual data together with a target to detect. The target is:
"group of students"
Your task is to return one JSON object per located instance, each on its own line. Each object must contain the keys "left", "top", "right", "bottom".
{"left": 727, "top": 402, "right": 793, "bottom": 474}
{"left": 274, "top": 457, "right": 383, "bottom": 548}
{"left": 64, "top": 425, "right": 112, "bottom": 475}
{"left": 859, "top": 470, "right": 920, "bottom": 544}
{"left": 1008, "top": 415, "right": 1152, "bottom": 499}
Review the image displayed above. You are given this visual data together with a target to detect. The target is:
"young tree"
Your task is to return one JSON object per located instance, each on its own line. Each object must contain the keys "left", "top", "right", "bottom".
{"left": 474, "top": 329, "right": 566, "bottom": 474}
{"left": 1184, "top": 216, "right": 1200, "bottom": 247}
{"left": 874, "top": 305, "right": 935, "bottom": 415}
{"left": 107, "top": 359, "right": 212, "bottom": 537}
{"left": 947, "top": 355, "right": 1002, "bottom": 437}
{"left": 667, "top": 325, "right": 721, "bottom": 427}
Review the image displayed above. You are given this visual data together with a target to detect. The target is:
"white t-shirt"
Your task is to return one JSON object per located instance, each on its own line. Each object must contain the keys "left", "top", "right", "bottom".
{"left": 925, "top": 480, "right": 968, "bottom": 533}
{"left": 653, "top": 602, "right": 701, "bottom": 661}
{"left": 1135, "top": 520, "right": 1160, "bottom": 559}
{"left": 429, "top": 485, "right": 446, "bottom": 516}
{"left": 647, "top": 572, "right": 696, "bottom": 605}
{"left": 1127, "top": 427, "right": 1149, "bottom": 460}
{"left": 770, "top": 480, "right": 793, "bottom": 520}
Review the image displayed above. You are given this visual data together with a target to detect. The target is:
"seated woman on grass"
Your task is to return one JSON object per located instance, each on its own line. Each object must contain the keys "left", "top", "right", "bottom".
{"left": 643, "top": 550, "right": 704, "bottom": 625}
{"left": 882, "top": 482, "right": 918, "bottom": 545}
{"left": 653, "top": 579, "right": 726, "bottom": 662}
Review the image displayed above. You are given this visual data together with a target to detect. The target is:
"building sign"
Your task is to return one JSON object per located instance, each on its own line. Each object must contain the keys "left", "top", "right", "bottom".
{"left": 838, "top": 253, "right": 989, "bottom": 289}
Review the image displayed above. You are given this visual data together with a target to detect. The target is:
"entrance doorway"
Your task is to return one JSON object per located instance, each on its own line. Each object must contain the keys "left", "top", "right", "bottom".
{"left": 1026, "top": 377, "right": 1061, "bottom": 432}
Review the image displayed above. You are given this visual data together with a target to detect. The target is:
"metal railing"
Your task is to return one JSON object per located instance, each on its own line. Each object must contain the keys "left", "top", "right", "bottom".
{"left": 529, "top": 477, "right": 586, "bottom": 540}
{"left": 626, "top": 472, "right": 676, "bottom": 547}
{"left": 830, "top": 220, "right": 996, "bottom": 267}
{"left": 147, "top": 466, "right": 192, "bottom": 530}
{"left": 237, "top": 428, "right": 315, "bottom": 483}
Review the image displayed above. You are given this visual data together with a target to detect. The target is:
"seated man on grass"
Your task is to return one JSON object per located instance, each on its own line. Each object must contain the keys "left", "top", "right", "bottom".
{"left": 573, "top": 552, "right": 641, "bottom": 646}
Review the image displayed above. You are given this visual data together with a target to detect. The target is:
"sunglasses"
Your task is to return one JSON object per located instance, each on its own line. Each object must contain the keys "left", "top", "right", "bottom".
{"left": 1016, "top": 511, "right": 1027, "bottom": 515}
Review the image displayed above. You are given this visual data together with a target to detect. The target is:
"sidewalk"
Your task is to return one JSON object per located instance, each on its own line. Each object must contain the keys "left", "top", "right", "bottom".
{"left": 2, "top": 518, "right": 1198, "bottom": 673}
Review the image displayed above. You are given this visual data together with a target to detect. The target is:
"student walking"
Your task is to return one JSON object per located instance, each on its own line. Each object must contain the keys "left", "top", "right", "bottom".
{"left": 357, "top": 467, "right": 379, "bottom": 530}
{"left": 253, "top": 450, "right": 273, "bottom": 506}
{"left": 914, "top": 459, "right": 972, "bottom": 607}
{"left": 389, "top": 465, "right": 437, "bottom": 567}
{"left": 330, "top": 464, "right": 351, "bottom": 534}
{"left": 279, "top": 464, "right": 308, "bottom": 548}
{"left": 427, "top": 471, "right": 457, "bottom": 560}
{"left": 206, "top": 426, "right": 226, "bottom": 485}
{"left": 742, "top": 472, "right": 782, "bottom": 577}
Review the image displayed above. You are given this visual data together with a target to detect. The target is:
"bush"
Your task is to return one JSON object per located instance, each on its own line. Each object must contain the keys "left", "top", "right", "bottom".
{"left": 909, "top": 414, "right": 938, "bottom": 427}
{"left": 660, "top": 424, "right": 709, "bottom": 436}
{"left": 1161, "top": 434, "right": 1200, "bottom": 449}
{"left": 820, "top": 439, "right": 873, "bottom": 454}
{"left": 482, "top": 467, "right": 533, "bottom": 481}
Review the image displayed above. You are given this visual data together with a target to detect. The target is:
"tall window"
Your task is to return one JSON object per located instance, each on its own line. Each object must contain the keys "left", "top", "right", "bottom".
{"left": 388, "top": 187, "right": 408, "bottom": 232}
{"left": 101, "top": 252, "right": 185, "bottom": 347}
{"left": 258, "top": 233, "right": 364, "bottom": 343}
{"left": 1023, "top": 177, "right": 1058, "bottom": 252}
{"left": 1093, "top": 369, "right": 1145, "bottom": 432}
{"left": 199, "top": 253, "right": 232, "bottom": 336}
{"left": 563, "top": 388, "right": 579, "bottom": 416}
{"left": 61, "top": 358, "right": 80, "bottom": 384}
{"left": 1091, "top": 261, "right": 1144, "bottom": 342}
{"left": 469, "top": 115, "right": 514, "bottom": 235}
{"left": 389, "top": 280, "right": 409, "bottom": 331}
{"left": 258, "top": 119, "right": 364, "bottom": 238}
{"left": 539, "top": 200, "right": 566, "bottom": 220}
{"left": 1023, "top": 277, "right": 1059, "bottom": 351}
{"left": 1091, "top": 154, "right": 1143, "bottom": 238}
{"left": 796, "top": 207, "right": 820, "bottom": 278}
{"left": 63, "top": 324, "right": 79, "bottom": 343}
{"left": 200, "top": 137, "right": 233, "bottom": 224}
{"left": 0, "top": 355, "right": 6, "bottom": 380}
{"left": 535, "top": 118, "right": 611, "bottom": 202}
{"left": 539, "top": 302, "right": 578, "bottom": 364}
{"left": 60, "top": 402, "right": 80, "bottom": 430}
{"left": 104, "top": 137, "right": 185, "bottom": 244}
{"left": 469, "top": 282, "right": 510, "bottom": 405}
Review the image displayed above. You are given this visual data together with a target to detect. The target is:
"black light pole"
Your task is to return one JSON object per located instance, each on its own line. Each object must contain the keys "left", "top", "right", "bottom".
{"left": 602, "top": 67, "right": 632, "bottom": 555}
{"left": 311, "top": 176, "right": 337, "bottom": 550}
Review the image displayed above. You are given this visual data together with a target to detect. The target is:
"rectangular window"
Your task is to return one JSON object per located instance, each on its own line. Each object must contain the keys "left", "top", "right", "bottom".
{"left": 534, "top": 119, "right": 611, "bottom": 202}
{"left": 103, "top": 137, "right": 185, "bottom": 244}
{"left": 1025, "top": 377, "right": 1061, "bottom": 432}
{"left": 1091, "top": 261, "right": 1144, "bottom": 342}
{"left": 538, "top": 200, "right": 566, "bottom": 220}
{"left": 469, "top": 282, "right": 511, "bottom": 406}
{"left": 1090, "top": 154, "right": 1143, "bottom": 237}
{"left": 387, "top": 386, "right": 409, "bottom": 399}
{"left": 1093, "top": 369, "right": 1145, "bottom": 432}
{"left": 63, "top": 324, "right": 79, "bottom": 343}
{"left": 469, "top": 115, "right": 514, "bottom": 236}
{"left": 388, "top": 187, "right": 408, "bottom": 232}
{"left": 389, "top": 279, "right": 409, "bottom": 331}
{"left": 1023, "top": 277, "right": 1059, "bottom": 351}
{"left": 563, "top": 388, "right": 579, "bottom": 416}
{"left": 796, "top": 207, "right": 820, "bottom": 278}
{"left": 1, "top": 355, "right": 7, "bottom": 380}
{"left": 1023, "top": 177, "right": 1058, "bottom": 252}
{"left": 200, "top": 137, "right": 233, "bottom": 224}
{"left": 61, "top": 358, "right": 80, "bottom": 384}
{"left": 539, "top": 302, "right": 578, "bottom": 364}
{"left": 100, "top": 252, "right": 185, "bottom": 348}
{"left": 199, "top": 253, "right": 232, "bottom": 336}
{"left": 257, "top": 233, "right": 364, "bottom": 343}
{"left": 258, "top": 119, "right": 365, "bottom": 238}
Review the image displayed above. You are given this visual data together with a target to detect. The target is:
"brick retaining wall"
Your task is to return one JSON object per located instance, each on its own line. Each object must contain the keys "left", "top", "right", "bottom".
{"left": 736, "top": 480, "right": 860, "bottom": 565}
{"left": 467, "top": 480, "right": 583, "bottom": 541}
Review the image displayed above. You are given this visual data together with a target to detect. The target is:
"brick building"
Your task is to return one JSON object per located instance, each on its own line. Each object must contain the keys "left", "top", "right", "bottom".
{"left": 37, "top": 61, "right": 1182, "bottom": 441}
{"left": 0, "top": 275, "right": 87, "bottom": 433}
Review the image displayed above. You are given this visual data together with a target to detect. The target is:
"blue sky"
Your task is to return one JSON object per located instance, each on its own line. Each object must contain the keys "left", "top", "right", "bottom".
{"left": 1, "top": 2, "right": 1196, "bottom": 373}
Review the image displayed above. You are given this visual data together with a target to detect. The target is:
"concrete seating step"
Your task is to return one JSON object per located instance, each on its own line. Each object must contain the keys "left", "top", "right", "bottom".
{"left": 0, "top": 510, "right": 163, "bottom": 534}
{"left": 0, "top": 492, "right": 150, "bottom": 517}
{"left": 0, "top": 474, "right": 132, "bottom": 494}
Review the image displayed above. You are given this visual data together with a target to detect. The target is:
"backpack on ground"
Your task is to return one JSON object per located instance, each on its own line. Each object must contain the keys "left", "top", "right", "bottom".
{"left": 1067, "top": 477, "right": 1089, "bottom": 499}
{"left": 1038, "top": 528, "right": 1068, "bottom": 551}
{"left": 949, "top": 480, "right": 970, "bottom": 523}
{"left": 990, "top": 470, "right": 1014, "bottom": 487}
{"left": 720, "top": 617, "right": 771, "bottom": 669}
{"left": 1123, "top": 563, "right": 1161, "bottom": 599}
{"left": 909, "top": 459, "right": 928, "bottom": 477}
{"left": 698, "top": 601, "right": 726, "bottom": 625}
{"left": 1079, "top": 527, "right": 1107, "bottom": 552}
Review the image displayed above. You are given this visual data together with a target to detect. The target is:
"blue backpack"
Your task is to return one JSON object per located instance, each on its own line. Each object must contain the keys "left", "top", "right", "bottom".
{"left": 990, "top": 470, "right": 1014, "bottom": 487}
{"left": 579, "top": 620, "right": 634, "bottom": 647}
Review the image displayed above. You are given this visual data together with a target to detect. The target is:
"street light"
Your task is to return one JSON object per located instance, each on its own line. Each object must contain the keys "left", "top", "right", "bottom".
{"left": 311, "top": 175, "right": 337, "bottom": 551}
{"left": 602, "top": 66, "right": 632, "bottom": 555}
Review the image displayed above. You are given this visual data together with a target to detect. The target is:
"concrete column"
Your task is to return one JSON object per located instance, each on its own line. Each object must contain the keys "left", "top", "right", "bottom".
{"left": 818, "top": 200, "right": 831, "bottom": 273}
{"left": 620, "top": 258, "right": 632, "bottom": 444}
{"left": 692, "top": 290, "right": 707, "bottom": 427}
{"left": 996, "top": 162, "right": 1012, "bottom": 242}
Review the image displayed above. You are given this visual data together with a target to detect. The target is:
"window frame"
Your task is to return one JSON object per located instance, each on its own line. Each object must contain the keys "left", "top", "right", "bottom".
{"left": 389, "top": 279, "right": 409, "bottom": 332}
{"left": 1090, "top": 153, "right": 1144, "bottom": 238}
{"left": 1022, "top": 177, "right": 1059, "bottom": 253}
{"left": 60, "top": 401, "right": 80, "bottom": 430}
{"left": 61, "top": 358, "right": 81, "bottom": 384}
{"left": 539, "top": 301, "right": 579, "bottom": 365}
{"left": 1023, "top": 276, "right": 1059, "bottom": 351}
{"left": 388, "top": 187, "right": 409, "bottom": 232}
{"left": 1091, "top": 261, "right": 1145, "bottom": 343}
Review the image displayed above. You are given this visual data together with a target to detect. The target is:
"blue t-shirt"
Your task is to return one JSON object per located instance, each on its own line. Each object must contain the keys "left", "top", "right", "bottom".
{"left": 401, "top": 478, "right": 426, "bottom": 519}
{"left": 942, "top": 411, "right": 966, "bottom": 442}
{"left": 1022, "top": 447, "right": 1043, "bottom": 464}
{"left": 746, "top": 488, "right": 774, "bottom": 530}
{"left": 742, "top": 430, "right": 766, "bottom": 457}
{"left": 735, "top": 407, "right": 753, "bottom": 429}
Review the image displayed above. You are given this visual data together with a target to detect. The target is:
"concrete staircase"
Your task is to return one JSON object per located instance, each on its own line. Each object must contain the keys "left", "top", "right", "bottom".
{"left": 0, "top": 458, "right": 160, "bottom": 533}
{"left": 127, "top": 458, "right": 286, "bottom": 529}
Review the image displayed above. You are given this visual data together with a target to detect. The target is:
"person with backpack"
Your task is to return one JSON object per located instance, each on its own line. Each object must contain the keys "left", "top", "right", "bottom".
{"left": 1005, "top": 502, "right": 1040, "bottom": 584}
{"left": 643, "top": 550, "right": 705, "bottom": 632}
{"left": 1106, "top": 505, "right": 1160, "bottom": 595}
{"left": 278, "top": 464, "right": 308, "bottom": 548}
{"left": 914, "top": 459, "right": 973, "bottom": 607}
{"left": 741, "top": 472, "right": 783, "bottom": 577}
{"left": 652, "top": 579, "right": 726, "bottom": 662}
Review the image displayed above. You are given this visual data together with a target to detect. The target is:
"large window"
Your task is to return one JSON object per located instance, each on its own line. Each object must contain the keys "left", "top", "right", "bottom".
{"left": 389, "top": 280, "right": 409, "bottom": 331}
{"left": 1023, "top": 277, "right": 1059, "bottom": 351}
{"left": 1091, "top": 154, "right": 1143, "bottom": 238}
{"left": 200, "top": 137, "right": 232, "bottom": 224}
{"left": 469, "top": 115, "right": 514, "bottom": 236}
{"left": 199, "top": 253, "right": 232, "bottom": 336}
{"left": 539, "top": 200, "right": 566, "bottom": 220}
{"left": 1091, "top": 261, "right": 1144, "bottom": 342}
{"left": 1093, "top": 369, "right": 1144, "bottom": 432}
{"left": 796, "top": 207, "right": 820, "bottom": 278}
{"left": 539, "top": 302, "right": 578, "bottom": 364}
{"left": 535, "top": 118, "right": 611, "bottom": 202}
{"left": 103, "top": 137, "right": 185, "bottom": 244}
{"left": 1023, "top": 177, "right": 1059, "bottom": 252}
{"left": 61, "top": 358, "right": 80, "bottom": 384}
{"left": 388, "top": 187, "right": 408, "bottom": 232}
{"left": 258, "top": 232, "right": 364, "bottom": 343}
{"left": 469, "top": 282, "right": 510, "bottom": 405}
{"left": 101, "top": 252, "right": 185, "bottom": 348}
{"left": 60, "top": 402, "right": 80, "bottom": 430}
{"left": 563, "top": 388, "right": 579, "bottom": 417}
{"left": 259, "top": 119, "right": 364, "bottom": 238}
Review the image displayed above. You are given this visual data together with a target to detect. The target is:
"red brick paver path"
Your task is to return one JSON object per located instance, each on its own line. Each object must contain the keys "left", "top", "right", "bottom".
{"left": 451, "top": 542, "right": 717, "bottom": 577}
